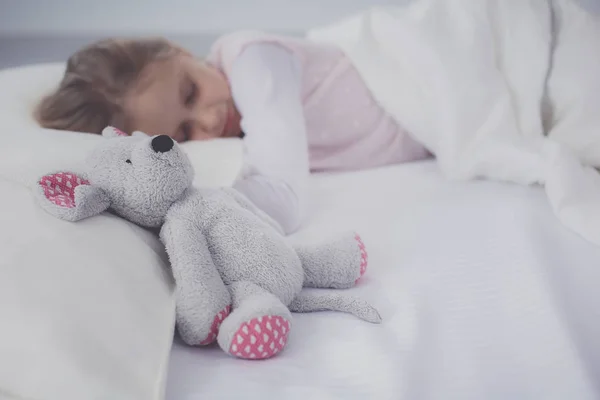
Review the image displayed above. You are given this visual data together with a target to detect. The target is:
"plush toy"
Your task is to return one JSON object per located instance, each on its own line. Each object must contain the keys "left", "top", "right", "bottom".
{"left": 33, "top": 126, "right": 381, "bottom": 360}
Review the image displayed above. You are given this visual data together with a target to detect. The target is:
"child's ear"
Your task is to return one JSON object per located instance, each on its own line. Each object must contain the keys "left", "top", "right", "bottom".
{"left": 102, "top": 126, "right": 129, "bottom": 138}
{"left": 34, "top": 172, "right": 110, "bottom": 222}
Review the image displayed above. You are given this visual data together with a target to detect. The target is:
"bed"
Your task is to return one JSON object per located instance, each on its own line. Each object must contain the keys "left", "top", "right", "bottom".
{"left": 171, "top": 3, "right": 600, "bottom": 396}
{"left": 165, "top": 161, "right": 600, "bottom": 400}
{"left": 1, "top": 3, "right": 600, "bottom": 399}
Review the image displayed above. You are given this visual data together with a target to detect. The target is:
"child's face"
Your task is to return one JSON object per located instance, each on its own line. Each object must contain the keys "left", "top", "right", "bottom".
{"left": 125, "top": 54, "right": 242, "bottom": 142}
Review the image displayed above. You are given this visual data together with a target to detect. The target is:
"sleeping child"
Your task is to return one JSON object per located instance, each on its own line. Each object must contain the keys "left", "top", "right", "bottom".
{"left": 35, "top": 31, "right": 431, "bottom": 234}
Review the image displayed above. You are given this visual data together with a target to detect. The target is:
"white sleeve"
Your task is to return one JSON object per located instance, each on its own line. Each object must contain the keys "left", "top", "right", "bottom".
{"left": 229, "top": 43, "right": 309, "bottom": 234}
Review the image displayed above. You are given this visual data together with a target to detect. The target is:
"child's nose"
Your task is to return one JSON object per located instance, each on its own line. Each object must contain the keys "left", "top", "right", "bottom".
{"left": 193, "top": 105, "right": 221, "bottom": 130}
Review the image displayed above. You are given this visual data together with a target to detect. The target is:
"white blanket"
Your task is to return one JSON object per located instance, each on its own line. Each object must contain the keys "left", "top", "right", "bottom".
{"left": 307, "top": 0, "right": 600, "bottom": 247}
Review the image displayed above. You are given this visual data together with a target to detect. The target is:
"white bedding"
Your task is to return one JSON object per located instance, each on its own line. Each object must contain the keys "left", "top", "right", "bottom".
{"left": 0, "top": 63, "right": 243, "bottom": 400}
{"left": 307, "top": 0, "right": 600, "bottom": 249}
{"left": 166, "top": 161, "right": 600, "bottom": 400}
{"left": 2, "top": 21, "right": 600, "bottom": 399}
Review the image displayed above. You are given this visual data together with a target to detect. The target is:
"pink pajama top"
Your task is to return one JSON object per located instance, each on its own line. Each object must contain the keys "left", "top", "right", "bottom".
{"left": 206, "top": 31, "right": 429, "bottom": 234}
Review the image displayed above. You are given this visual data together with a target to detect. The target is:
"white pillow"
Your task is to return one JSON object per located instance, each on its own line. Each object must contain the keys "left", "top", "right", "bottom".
{"left": 0, "top": 126, "right": 244, "bottom": 189}
{"left": 0, "top": 63, "right": 243, "bottom": 399}
{"left": 0, "top": 177, "right": 175, "bottom": 400}
{"left": 0, "top": 63, "right": 66, "bottom": 132}
{"left": 0, "top": 62, "right": 244, "bottom": 188}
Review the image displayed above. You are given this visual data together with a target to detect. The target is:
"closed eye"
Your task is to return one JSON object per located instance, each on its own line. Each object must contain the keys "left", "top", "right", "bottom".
{"left": 185, "top": 80, "right": 197, "bottom": 107}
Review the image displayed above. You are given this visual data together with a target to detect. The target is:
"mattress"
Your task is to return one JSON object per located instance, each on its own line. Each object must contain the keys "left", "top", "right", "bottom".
{"left": 165, "top": 161, "right": 600, "bottom": 400}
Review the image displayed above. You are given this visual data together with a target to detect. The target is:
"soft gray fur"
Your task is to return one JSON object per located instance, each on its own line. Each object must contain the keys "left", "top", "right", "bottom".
{"left": 33, "top": 126, "right": 381, "bottom": 360}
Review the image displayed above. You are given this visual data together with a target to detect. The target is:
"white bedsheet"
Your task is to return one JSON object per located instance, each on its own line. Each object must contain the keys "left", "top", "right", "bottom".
{"left": 166, "top": 161, "right": 600, "bottom": 400}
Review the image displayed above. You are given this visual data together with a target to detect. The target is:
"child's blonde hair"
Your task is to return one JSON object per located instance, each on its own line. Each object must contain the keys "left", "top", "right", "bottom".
{"left": 35, "top": 37, "right": 185, "bottom": 134}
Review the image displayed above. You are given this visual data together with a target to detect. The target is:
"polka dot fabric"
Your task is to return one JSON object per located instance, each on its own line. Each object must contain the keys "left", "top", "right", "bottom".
{"left": 104, "top": 126, "right": 129, "bottom": 137}
{"left": 228, "top": 315, "right": 291, "bottom": 360}
{"left": 199, "top": 306, "right": 231, "bottom": 345}
{"left": 355, "top": 233, "right": 368, "bottom": 283}
{"left": 39, "top": 173, "right": 89, "bottom": 208}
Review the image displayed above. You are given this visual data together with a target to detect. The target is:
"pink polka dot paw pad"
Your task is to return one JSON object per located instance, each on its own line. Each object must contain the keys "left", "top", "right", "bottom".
{"left": 355, "top": 233, "right": 368, "bottom": 283}
{"left": 39, "top": 173, "right": 90, "bottom": 209}
{"left": 199, "top": 305, "right": 231, "bottom": 345}
{"left": 229, "top": 315, "right": 290, "bottom": 360}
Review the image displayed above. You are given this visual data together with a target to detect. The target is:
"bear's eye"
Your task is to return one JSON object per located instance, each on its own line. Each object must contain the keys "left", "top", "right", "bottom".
{"left": 125, "top": 159, "right": 132, "bottom": 164}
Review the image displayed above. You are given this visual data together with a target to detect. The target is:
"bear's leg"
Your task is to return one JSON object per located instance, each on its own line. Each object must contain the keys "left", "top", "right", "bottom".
{"left": 295, "top": 232, "right": 368, "bottom": 289}
{"left": 161, "top": 221, "right": 232, "bottom": 346}
{"left": 218, "top": 281, "right": 292, "bottom": 360}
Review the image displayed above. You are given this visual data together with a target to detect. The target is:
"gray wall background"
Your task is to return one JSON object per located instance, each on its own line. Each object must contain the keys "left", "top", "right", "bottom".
{"left": 2, "top": 0, "right": 600, "bottom": 69}
{"left": 0, "top": 0, "right": 400, "bottom": 35}
{"left": 0, "top": 0, "right": 398, "bottom": 69}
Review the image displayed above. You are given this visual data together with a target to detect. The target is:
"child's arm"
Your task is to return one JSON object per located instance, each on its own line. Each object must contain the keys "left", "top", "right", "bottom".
{"left": 229, "top": 42, "right": 309, "bottom": 235}
{"left": 232, "top": 175, "right": 299, "bottom": 234}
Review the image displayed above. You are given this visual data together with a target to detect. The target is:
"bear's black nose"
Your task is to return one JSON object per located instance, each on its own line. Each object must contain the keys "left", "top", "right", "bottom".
{"left": 151, "top": 135, "right": 174, "bottom": 153}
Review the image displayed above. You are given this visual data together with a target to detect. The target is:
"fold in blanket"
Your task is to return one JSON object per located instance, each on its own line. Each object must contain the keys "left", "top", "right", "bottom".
{"left": 308, "top": 0, "right": 600, "bottom": 246}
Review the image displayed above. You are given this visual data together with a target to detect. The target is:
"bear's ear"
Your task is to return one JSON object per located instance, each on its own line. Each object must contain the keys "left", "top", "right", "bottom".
{"left": 131, "top": 130, "right": 150, "bottom": 138}
{"left": 34, "top": 172, "right": 110, "bottom": 222}
{"left": 102, "top": 126, "right": 129, "bottom": 138}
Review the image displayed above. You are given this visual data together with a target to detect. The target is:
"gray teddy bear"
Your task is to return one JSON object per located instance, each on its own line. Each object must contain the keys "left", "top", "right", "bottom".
{"left": 34, "top": 126, "right": 381, "bottom": 360}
